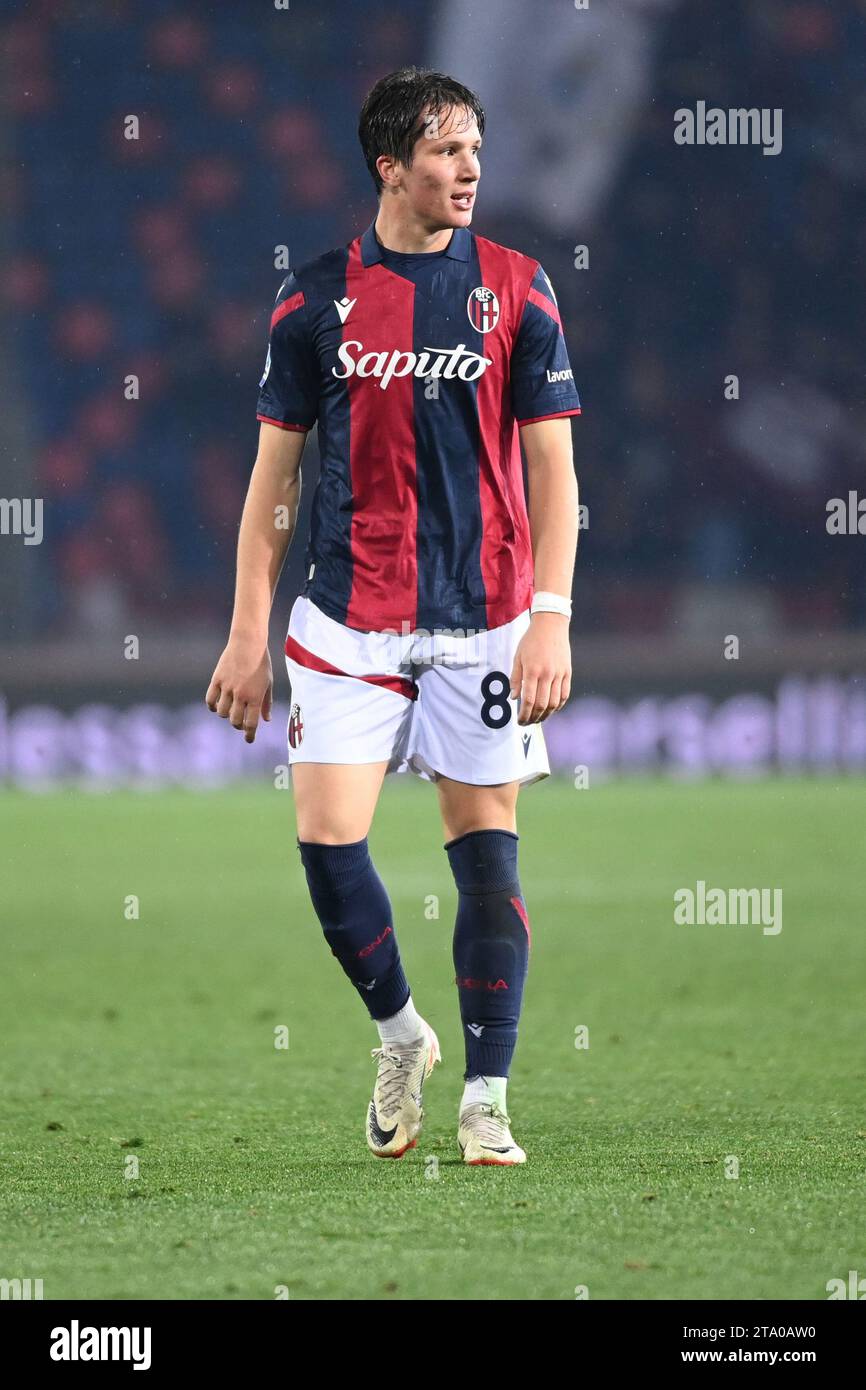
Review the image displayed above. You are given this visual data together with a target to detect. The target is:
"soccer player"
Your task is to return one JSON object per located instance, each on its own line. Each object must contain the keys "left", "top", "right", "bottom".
{"left": 206, "top": 68, "right": 581, "bottom": 1165}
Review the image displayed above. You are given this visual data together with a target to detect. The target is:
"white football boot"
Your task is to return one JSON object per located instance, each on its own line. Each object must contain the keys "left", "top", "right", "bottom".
{"left": 457, "top": 1101, "right": 526, "bottom": 1165}
{"left": 366, "top": 1020, "right": 441, "bottom": 1159}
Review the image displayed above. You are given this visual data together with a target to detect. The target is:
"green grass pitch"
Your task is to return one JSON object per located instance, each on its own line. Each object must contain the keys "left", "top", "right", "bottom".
{"left": 1, "top": 777, "right": 863, "bottom": 1301}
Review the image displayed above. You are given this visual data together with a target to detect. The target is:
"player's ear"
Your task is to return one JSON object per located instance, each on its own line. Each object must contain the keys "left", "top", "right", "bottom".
{"left": 376, "top": 153, "right": 403, "bottom": 192}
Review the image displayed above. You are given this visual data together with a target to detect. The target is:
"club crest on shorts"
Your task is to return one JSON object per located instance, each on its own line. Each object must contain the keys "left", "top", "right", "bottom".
{"left": 288, "top": 702, "right": 304, "bottom": 748}
{"left": 467, "top": 286, "right": 500, "bottom": 334}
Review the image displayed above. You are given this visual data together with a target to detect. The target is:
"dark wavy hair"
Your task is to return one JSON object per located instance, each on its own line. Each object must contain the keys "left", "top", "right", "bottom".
{"left": 358, "top": 67, "right": 485, "bottom": 195}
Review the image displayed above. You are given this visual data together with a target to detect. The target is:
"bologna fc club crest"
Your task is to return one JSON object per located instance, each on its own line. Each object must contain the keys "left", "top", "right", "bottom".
{"left": 467, "top": 286, "right": 500, "bottom": 334}
{"left": 288, "top": 702, "right": 304, "bottom": 748}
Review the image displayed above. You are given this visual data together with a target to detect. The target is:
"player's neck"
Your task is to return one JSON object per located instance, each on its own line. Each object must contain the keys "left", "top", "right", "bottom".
{"left": 373, "top": 205, "right": 454, "bottom": 256}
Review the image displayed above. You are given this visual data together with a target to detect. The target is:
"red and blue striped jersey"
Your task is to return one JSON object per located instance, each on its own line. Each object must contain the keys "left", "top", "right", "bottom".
{"left": 256, "top": 221, "right": 581, "bottom": 633}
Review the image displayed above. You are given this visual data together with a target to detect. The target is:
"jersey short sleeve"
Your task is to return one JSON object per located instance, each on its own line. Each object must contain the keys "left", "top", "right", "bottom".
{"left": 510, "top": 264, "right": 582, "bottom": 427}
{"left": 256, "top": 272, "right": 319, "bottom": 431}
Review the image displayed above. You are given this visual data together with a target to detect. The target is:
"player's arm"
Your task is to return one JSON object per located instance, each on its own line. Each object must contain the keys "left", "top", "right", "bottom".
{"left": 205, "top": 421, "right": 308, "bottom": 743}
{"left": 510, "top": 417, "right": 580, "bottom": 725}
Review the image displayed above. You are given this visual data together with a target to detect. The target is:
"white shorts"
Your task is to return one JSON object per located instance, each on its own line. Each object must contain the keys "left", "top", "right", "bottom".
{"left": 283, "top": 596, "right": 550, "bottom": 787}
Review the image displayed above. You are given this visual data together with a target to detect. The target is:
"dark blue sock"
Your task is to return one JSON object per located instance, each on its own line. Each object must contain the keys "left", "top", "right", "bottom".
{"left": 297, "top": 838, "right": 409, "bottom": 1021}
{"left": 445, "top": 829, "right": 531, "bottom": 1079}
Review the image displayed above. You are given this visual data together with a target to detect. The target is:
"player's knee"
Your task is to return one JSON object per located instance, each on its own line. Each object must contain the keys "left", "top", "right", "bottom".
{"left": 297, "top": 837, "right": 372, "bottom": 895}
{"left": 445, "top": 828, "right": 531, "bottom": 945}
{"left": 445, "top": 828, "right": 521, "bottom": 895}
{"left": 297, "top": 836, "right": 392, "bottom": 927}
{"left": 295, "top": 816, "right": 370, "bottom": 845}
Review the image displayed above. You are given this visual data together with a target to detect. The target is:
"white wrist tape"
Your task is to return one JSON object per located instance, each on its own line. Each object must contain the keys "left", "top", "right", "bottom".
{"left": 530, "top": 590, "right": 572, "bottom": 618}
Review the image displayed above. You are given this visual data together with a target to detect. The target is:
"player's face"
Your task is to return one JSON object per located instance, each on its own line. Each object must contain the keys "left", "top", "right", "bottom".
{"left": 401, "top": 105, "right": 481, "bottom": 229}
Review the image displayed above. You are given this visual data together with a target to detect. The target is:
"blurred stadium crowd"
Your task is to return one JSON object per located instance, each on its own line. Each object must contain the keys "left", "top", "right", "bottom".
{"left": 4, "top": 0, "right": 864, "bottom": 639}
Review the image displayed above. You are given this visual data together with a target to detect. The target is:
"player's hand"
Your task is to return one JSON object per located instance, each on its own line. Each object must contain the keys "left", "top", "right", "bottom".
{"left": 509, "top": 612, "right": 572, "bottom": 724}
{"left": 205, "top": 637, "right": 273, "bottom": 744}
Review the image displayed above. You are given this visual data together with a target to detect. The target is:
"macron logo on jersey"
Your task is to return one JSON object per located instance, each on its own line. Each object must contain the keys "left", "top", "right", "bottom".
{"left": 258, "top": 344, "right": 271, "bottom": 388}
{"left": 334, "top": 296, "right": 356, "bottom": 324}
{"left": 333, "top": 341, "right": 493, "bottom": 391}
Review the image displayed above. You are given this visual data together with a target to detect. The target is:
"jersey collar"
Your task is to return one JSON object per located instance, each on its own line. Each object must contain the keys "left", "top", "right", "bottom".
{"left": 360, "top": 220, "right": 472, "bottom": 266}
